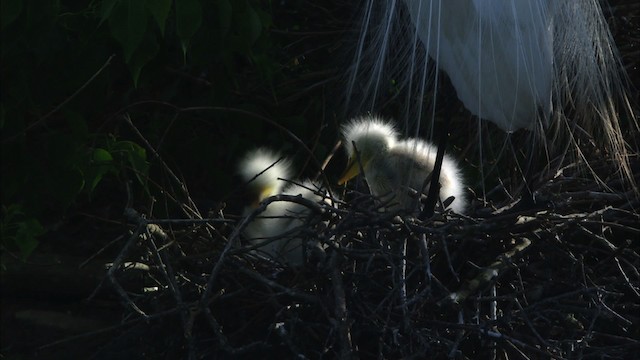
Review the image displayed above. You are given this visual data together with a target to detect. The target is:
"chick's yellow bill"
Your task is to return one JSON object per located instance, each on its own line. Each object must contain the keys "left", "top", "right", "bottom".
{"left": 338, "top": 160, "right": 363, "bottom": 185}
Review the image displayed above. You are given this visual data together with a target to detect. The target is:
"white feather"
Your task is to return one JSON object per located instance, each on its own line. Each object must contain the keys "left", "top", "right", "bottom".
{"left": 340, "top": 116, "right": 468, "bottom": 214}
{"left": 238, "top": 148, "right": 292, "bottom": 199}
{"left": 404, "top": 0, "right": 553, "bottom": 131}
{"left": 346, "top": 0, "right": 636, "bottom": 188}
{"left": 238, "top": 149, "right": 328, "bottom": 266}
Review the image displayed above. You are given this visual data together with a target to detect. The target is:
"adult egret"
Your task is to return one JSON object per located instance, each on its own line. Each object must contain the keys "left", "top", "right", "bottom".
{"left": 339, "top": 116, "right": 467, "bottom": 214}
{"left": 239, "top": 148, "right": 328, "bottom": 266}
{"left": 346, "top": 0, "right": 636, "bottom": 190}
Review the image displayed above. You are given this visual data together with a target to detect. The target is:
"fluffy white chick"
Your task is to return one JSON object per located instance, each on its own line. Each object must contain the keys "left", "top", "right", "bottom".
{"left": 239, "top": 148, "right": 328, "bottom": 266}
{"left": 339, "top": 116, "right": 467, "bottom": 214}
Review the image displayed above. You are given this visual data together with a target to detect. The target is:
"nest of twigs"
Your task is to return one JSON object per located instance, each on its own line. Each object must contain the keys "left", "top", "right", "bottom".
{"left": 95, "top": 155, "right": 640, "bottom": 359}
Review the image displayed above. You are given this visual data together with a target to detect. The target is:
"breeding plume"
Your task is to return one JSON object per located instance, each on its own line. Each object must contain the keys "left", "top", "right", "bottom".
{"left": 339, "top": 116, "right": 467, "bottom": 214}
{"left": 239, "top": 148, "right": 328, "bottom": 266}
{"left": 347, "top": 0, "right": 636, "bottom": 187}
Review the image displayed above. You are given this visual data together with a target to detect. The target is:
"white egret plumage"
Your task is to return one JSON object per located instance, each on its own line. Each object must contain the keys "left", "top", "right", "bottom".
{"left": 239, "top": 148, "right": 293, "bottom": 205}
{"left": 239, "top": 148, "right": 329, "bottom": 266}
{"left": 339, "top": 116, "right": 468, "bottom": 214}
{"left": 346, "top": 0, "right": 637, "bottom": 191}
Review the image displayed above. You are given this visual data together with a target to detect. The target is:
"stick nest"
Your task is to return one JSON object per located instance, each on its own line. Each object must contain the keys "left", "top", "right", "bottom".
{"left": 100, "top": 156, "right": 640, "bottom": 359}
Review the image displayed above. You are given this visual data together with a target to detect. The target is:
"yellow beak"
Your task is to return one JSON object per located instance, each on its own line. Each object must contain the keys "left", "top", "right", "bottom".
{"left": 251, "top": 185, "right": 277, "bottom": 207}
{"left": 338, "top": 160, "right": 362, "bottom": 185}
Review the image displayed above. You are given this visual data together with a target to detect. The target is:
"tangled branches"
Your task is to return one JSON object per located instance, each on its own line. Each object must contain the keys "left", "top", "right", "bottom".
{"left": 95, "top": 156, "right": 639, "bottom": 359}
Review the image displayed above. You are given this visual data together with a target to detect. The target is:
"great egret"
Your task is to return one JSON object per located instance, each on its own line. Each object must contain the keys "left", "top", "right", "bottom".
{"left": 339, "top": 116, "right": 467, "bottom": 214}
{"left": 346, "top": 0, "right": 636, "bottom": 190}
{"left": 239, "top": 148, "right": 328, "bottom": 266}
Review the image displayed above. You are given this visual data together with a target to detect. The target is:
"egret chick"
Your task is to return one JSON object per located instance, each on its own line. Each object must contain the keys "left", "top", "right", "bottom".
{"left": 339, "top": 116, "right": 467, "bottom": 214}
{"left": 239, "top": 148, "right": 327, "bottom": 266}
{"left": 239, "top": 148, "right": 292, "bottom": 205}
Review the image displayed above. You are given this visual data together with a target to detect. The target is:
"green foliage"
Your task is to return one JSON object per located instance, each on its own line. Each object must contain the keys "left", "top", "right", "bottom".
{"left": 1, "top": 205, "right": 45, "bottom": 260}
{"left": 175, "top": 0, "right": 202, "bottom": 57}
{"left": 85, "top": 148, "right": 116, "bottom": 194}
{"left": 96, "top": 0, "right": 273, "bottom": 85}
{"left": 106, "top": 138, "right": 150, "bottom": 187}
{"left": 1, "top": 0, "right": 331, "bottom": 258}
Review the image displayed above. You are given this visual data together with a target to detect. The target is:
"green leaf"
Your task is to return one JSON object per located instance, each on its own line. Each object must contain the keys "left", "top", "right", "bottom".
{"left": 241, "top": 2, "right": 262, "bottom": 47}
{"left": 145, "top": 0, "right": 171, "bottom": 35}
{"left": 128, "top": 28, "right": 159, "bottom": 86}
{"left": 93, "top": 148, "right": 114, "bottom": 163}
{"left": 230, "top": 1, "right": 262, "bottom": 54}
{"left": 1, "top": 0, "right": 22, "bottom": 29}
{"left": 85, "top": 148, "right": 115, "bottom": 195}
{"left": 176, "top": 0, "right": 202, "bottom": 58}
{"left": 111, "top": 140, "right": 149, "bottom": 185}
{"left": 99, "top": 0, "right": 119, "bottom": 27}
{"left": 128, "top": 150, "right": 149, "bottom": 185}
{"left": 176, "top": 0, "right": 202, "bottom": 39}
{"left": 108, "top": 0, "right": 148, "bottom": 62}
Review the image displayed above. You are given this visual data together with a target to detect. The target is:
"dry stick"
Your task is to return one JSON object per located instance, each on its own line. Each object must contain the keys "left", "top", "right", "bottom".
{"left": 513, "top": 298, "right": 553, "bottom": 349}
{"left": 447, "top": 310, "right": 466, "bottom": 358}
{"left": 233, "top": 192, "right": 329, "bottom": 254}
{"left": 90, "top": 220, "right": 148, "bottom": 316}
{"left": 202, "top": 306, "right": 234, "bottom": 354}
{"left": 594, "top": 293, "right": 634, "bottom": 326}
{"left": 123, "top": 115, "right": 203, "bottom": 221}
{"left": 420, "top": 105, "right": 451, "bottom": 220}
{"left": 316, "top": 139, "right": 343, "bottom": 180}
{"left": 443, "top": 236, "right": 533, "bottom": 306}
{"left": 432, "top": 320, "right": 566, "bottom": 359}
{"left": 237, "top": 267, "right": 321, "bottom": 304}
{"left": 576, "top": 222, "right": 640, "bottom": 298}
{"left": 399, "top": 237, "right": 409, "bottom": 332}
{"left": 525, "top": 287, "right": 604, "bottom": 309}
{"left": 440, "top": 234, "right": 460, "bottom": 282}
{"left": 144, "top": 218, "right": 233, "bottom": 225}
{"left": 329, "top": 250, "right": 353, "bottom": 359}
{"left": 198, "top": 194, "right": 323, "bottom": 308}
{"left": 274, "top": 322, "right": 305, "bottom": 357}
{"left": 37, "top": 308, "right": 180, "bottom": 351}
{"left": 489, "top": 284, "right": 497, "bottom": 360}
{"left": 111, "top": 102, "right": 337, "bottom": 235}
{"left": 2, "top": 54, "right": 116, "bottom": 143}
{"left": 110, "top": 103, "right": 335, "bottom": 201}
{"left": 504, "top": 340, "right": 533, "bottom": 360}
{"left": 418, "top": 233, "right": 432, "bottom": 289}
{"left": 300, "top": 103, "right": 327, "bottom": 178}
{"left": 198, "top": 106, "right": 335, "bottom": 198}
{"left": 495, "top": 333, "right": 560, "bottom": 360}
{"left": 145, "top": 227, "right": 197, "bottom": 360}
{"left": 79, "top": 234, "right": 127, "bottom": 269}
{"left": 87, "top": 188, "right": 144, "bottom": 313}
{"left": 155, "top": 110, "right": 181, "bottom": 159}
{"left": 614, "top": 257, "right": 640, "bottom": 297}
{"left": 103, "top": 261, "right": 152, "bottom": 272}
{"left": 198, "top": 209, "right": 257, "bottom": 307}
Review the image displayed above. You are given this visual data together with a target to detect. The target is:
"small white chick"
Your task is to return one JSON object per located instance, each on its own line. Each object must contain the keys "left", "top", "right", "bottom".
{"left": 239, "top": 148, "right": 327, "bottom": 266}
{"left": 239, "top": 148, "right": 292, "bottom": 204}
{"left": 339, "top": 116, "right": 468, "bottom": 214}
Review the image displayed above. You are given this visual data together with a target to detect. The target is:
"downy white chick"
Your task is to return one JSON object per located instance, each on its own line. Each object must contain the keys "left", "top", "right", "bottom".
{"left": 339, "top": 116, "right": 467, "bottom": 214}
{"left": 239, "top": 148, "right": 328, "bottom": 266}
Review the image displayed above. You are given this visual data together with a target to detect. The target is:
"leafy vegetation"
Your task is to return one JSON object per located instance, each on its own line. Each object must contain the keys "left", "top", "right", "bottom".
{"left": 1, "top": 0, "right": 338, "bottom": 258}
